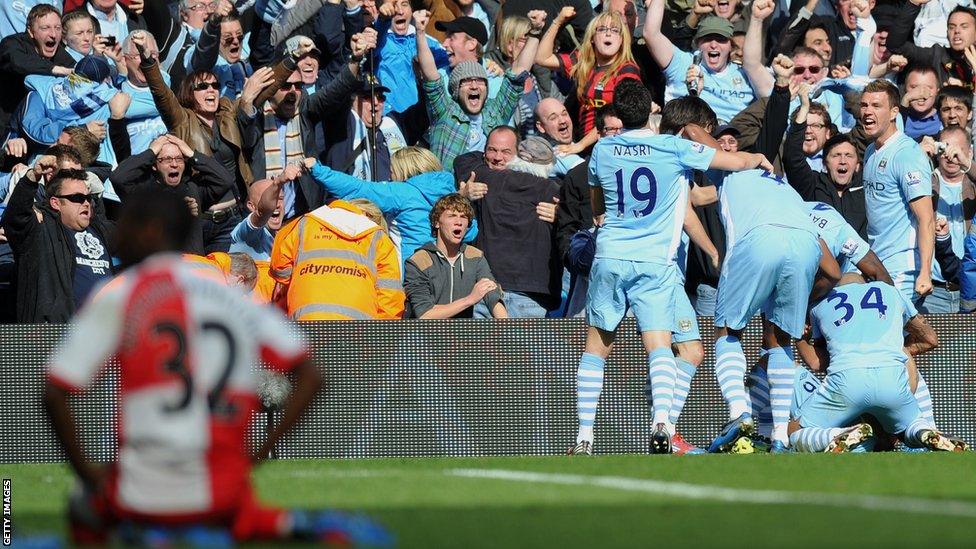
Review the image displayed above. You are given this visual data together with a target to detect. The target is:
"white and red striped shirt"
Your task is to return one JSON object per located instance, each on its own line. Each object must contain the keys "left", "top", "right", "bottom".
{"left": 47, "top": 254, "right": 307, "bottom": 517}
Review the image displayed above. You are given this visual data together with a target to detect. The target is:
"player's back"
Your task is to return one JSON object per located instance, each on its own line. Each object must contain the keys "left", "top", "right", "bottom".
{"left": 588, "top": 131, "right": 714, "bottom": 264}
{"left": 810, "top": 281, "right": 915, "bottom": 372}
{"left": 48, "top": 254, "right": 305, "bottom": 515}
{"left": 862, "top": 132, "right": 929, "bottom": 262}
{"left": 806, "top": 202, "right": 869, "bottom": 272}
{"left": 718, "top": 169, "right": 813, "bottom": 246}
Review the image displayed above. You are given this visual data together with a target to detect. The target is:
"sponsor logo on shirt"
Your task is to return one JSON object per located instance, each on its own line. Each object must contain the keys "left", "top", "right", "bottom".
{"left": 906, "top": 170, "right": 922, "bottom": 186}
{"left": 691, "top": 143, "right": 705, "bottom": 154}
{"left": 76, "top": 231, "right": 105, "bottom": 260}
{"left": 878, "top": 159, "right": 887, "bottom": 171}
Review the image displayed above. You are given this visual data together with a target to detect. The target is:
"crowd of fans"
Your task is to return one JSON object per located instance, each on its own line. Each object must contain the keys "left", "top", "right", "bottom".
{"left": 0, "top": 0, "right": 975, "bottom": 323}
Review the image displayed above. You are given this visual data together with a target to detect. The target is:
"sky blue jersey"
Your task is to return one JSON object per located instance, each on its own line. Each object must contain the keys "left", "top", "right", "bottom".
{"left": 862, "top": 131, "right": 933, "bottom": 274}
{"left": 588, "top": 130, "right": 715, "bottom": 264}
{"left": 810, "top": 281, "right": 917, "bottom": 372}
{"left": 807, "top": 201, "right": 870, "bottom": 272}
{"left": 717, "top": 169, "right": 817, "bottom": 248}
{"left": 663, "top": 49, "right": 755, "bottom": 124}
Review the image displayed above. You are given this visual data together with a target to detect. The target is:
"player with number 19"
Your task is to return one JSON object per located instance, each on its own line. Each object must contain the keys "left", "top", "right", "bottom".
{"left": 568, "top": 85, "right": 774, "bottom": 456}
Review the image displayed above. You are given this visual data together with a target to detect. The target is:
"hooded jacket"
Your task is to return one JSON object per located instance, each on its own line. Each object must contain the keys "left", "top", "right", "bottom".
{"left": 308, "top": 163, "right": 477, "bottom": 266}
{"left": 404, "top": 241, "right": 503, "bottom": 318}
{"left": 270, "top": 199, "right": 404, "bottom": 320}
{"left": 0, "top": 32, "right": 76, "bottom": 133}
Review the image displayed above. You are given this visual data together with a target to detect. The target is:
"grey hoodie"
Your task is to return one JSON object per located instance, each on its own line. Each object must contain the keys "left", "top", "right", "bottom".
{"left": 403, "top": 241, "right": 503, "bottom": 318}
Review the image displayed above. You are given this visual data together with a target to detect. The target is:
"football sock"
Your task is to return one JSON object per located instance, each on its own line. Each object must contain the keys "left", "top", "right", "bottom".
{"left": 789, "top": 426, "right": 845, "bottom": 452}
{"left": 668, "top": 358, "right": 697, "bottom": 425}
{"left": 914, "top": 373, "right": 936, "bottom": 427}
{"left": 748, "top": 366, "right": 773, "bottom": 438}
{"left": 714, "top": 335, "right": 751, "bottom": 419}
{"left": 647, "top": 348, "right": 676, "bottom": 428}
{"left": 576, "top": 353, "right": 605, "bottom": 444}
{"left": 904, "top": 417, "right": 936, "bottom": 448}
{"left": 766, "top": 346, "right": 796, "bottom": 445}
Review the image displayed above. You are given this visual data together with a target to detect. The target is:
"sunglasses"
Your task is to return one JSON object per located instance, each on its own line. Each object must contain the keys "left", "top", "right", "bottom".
{"left": 56, "top": 193, "right": 94, "bottom": 204}
{"left": 793, "top": 65, "right": 822, "bottom": 75}
{"left": 193, "top": 81, "right": 220, "bottom": 91}
{"left": 281, "top": 82, "right": 303, "bottom": 91}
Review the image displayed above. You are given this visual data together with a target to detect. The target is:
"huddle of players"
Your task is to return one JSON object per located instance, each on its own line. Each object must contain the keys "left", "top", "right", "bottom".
{"left": 570, "top": 78, "right": 970, "bottom": 456}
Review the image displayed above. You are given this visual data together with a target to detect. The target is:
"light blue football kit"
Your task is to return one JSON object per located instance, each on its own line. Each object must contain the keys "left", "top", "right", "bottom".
{"left": 790, "top": 282, "right": 935, "bottom": 452}
{"left": 712, "top": 169, "right": 821, "bottom": 445}
{"left": 862, "top": 131, "right": 933, "bottom": 299}
{"left": 575, "top": 130, "right": 716, "bottom": 445}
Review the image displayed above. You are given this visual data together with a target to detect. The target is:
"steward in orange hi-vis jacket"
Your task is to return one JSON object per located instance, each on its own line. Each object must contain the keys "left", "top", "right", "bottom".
{"left": 270, "top": 200, "right": 404, "bottom": 320}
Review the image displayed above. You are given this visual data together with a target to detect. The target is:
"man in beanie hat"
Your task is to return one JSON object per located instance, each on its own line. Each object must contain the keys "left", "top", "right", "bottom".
{"left": 414, "top": 9, "right": 540, "bottom": 170}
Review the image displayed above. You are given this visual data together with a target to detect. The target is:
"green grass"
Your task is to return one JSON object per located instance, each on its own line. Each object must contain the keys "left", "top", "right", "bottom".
{"left": 7, "top": 454, "right": 976, "bottom": 547}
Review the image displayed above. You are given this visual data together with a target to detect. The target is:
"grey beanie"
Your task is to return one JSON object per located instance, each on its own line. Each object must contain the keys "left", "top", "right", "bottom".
{"left": 518, "top": 136, "right": 556, "bottom": 165}
{"left": 449, "top": 61, "right": 489, "bottom": 100}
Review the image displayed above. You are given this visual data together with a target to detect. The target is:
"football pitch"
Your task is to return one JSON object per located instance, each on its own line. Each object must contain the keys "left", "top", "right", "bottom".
{"left": 7, "top": 453, "right": 976, "bottom": 547}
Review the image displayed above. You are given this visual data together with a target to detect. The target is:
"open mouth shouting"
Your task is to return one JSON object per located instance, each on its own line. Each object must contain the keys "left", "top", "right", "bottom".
{"left": 860, "top": 113, "right": 878, "bottom": 135}
{"left": 461, "top": 88, "right": 484, "bottom": 113}
{"left": 715, "top": 0, "right": 733, "bottom": 17}
{"left": 392, "top": 16, "right": 410, "bottom": 35}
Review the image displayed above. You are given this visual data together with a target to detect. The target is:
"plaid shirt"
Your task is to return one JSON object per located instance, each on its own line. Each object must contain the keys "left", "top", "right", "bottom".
{"left": 423, "top": 70, "right": 527, "bottom": 171}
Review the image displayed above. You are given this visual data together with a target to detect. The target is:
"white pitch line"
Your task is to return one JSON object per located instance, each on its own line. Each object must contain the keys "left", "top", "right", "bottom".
{"left": 448, "top": 469, "right": 976, "bottom": 518}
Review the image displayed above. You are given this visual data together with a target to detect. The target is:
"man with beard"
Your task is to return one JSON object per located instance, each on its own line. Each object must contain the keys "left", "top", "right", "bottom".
{"left": 414, "top": 9, "right": 536, "bottom": 170}
{"left": 0, "top": 4, "right": 76, "bottom": 133}
{"left": 109, "top": 134, "right": 234, "bottom": 254}
{"left": 887, "top": 2, "right": 976, "bottom": 90}
{"left": 238, "top": 28, "right": 377, "bottom": 220}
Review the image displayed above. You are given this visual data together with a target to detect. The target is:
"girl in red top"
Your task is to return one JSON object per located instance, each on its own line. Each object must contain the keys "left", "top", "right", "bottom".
{"left": 536, "top": 7, "right": 642, "bottom": 154}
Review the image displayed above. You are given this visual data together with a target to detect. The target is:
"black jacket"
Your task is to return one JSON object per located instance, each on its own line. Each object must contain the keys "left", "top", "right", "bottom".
{"left": 1, "top": 177, "right": 114, "bottom": 323}
{"left": 783, "top": 120, "right": 868, "bottom": 240}
{"left": 773, "top": 10, "right": 855, "bottom": 67}
{"left": 0, "top": 33, "right": 76, "bottom": 134}
{"left": 237, "top": 65, "right": 362, "bottom": 217}
{"left": 403, "top": 241, "right": 503, "bottom": 318}
{"left": 109, "top": 149, "right": 234, "bottom": 253}
{"left": 555, "top": 159, "right": 592, "bottom": 266}
{"left": 887, "top": 3, "right": 970, "bottom": 88}
{"left": 453, "top": 151, "right": 562, "bottom": 304}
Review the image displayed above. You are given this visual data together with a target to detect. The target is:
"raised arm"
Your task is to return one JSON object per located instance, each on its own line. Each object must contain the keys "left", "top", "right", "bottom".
{"left": 642, "top": 0, "right": 676, "bottom": 70}
{"left": 413, "top": 10, "right": 441, "bottom": 82}
{"left": 535, "top": 7, "right": 575, "bottom": 70}
{"left": 513, "top": 10, "right": 546, "bottom": 74}
{"left": 744, "top": 0, "right": 775, "bottom": 97}
{"left": 134, "top": 31, "right": 189, "bottom": 130}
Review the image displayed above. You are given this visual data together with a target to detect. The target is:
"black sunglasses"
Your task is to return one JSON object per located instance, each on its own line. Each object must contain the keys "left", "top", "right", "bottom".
{"left": 193, "top": 81, "right": 220, "bottom": 91}
{"left": 56, "top": 193, "right": 95, "bottom": 204}
{"left": 281, "top": 82, "right": 303, "bottom": 91}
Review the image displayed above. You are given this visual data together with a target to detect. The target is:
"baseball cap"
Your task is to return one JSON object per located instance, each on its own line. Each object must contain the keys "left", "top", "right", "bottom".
{"left": 435, "top": 16, "right": 488, "bottom": 45}
{"left": 712, "top": 124, "right": 741, "bottom": 138}
{"left": 355, "top": 73, "right": 391, "bottom": 96}
{"left": 694, "top": 16, "right": 734, "bottom": 42}
{"left": 75, "top": 55, "right": 111, "bottom": 83}
{"left": 284, "top": 34, "right": 321, "bottom": 58}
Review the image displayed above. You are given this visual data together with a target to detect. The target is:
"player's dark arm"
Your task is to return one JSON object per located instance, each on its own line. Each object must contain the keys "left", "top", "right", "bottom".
{"left": 904, "top": 314, "right": 938, "bottom": 357}
{"left": 44, "top": 383, "right": 105, "bottom": 491}
{"left": 811, "top": 238, "right": 841, "bottom": 301}
{"left": 590, "top": 186, "right": 606, "bottom": 227}
{"left": 796, "top": 337, "right": 829, "bottom": 372}
{"left": 754, "top": 84, "right": 791, "bottom": 164}
{"left": 253, "top": 360, "right": 322, "bottom": 461}
{"left": 683, "top": 196, "right": 720, "bottom": 268}
{"left": 855, "top": 250, "right": 894, "bottom": 286}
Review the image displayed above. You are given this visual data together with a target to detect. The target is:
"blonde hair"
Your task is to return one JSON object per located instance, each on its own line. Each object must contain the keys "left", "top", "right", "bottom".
{"left": 348, "top": 198, "right": 388, "bottom": 232}
{"left": 571, "top": 11, "right": 636, "bottom": 101}
{"left": 391, "top": 146, "right": 442, "bottom": 181}
{"left": 497, "top": 15, "right": 531, "bottom": 63}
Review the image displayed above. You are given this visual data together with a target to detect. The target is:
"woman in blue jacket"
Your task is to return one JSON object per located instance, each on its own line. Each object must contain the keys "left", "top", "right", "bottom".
{"left": 304, "top": 146, "right": 477, "bottom": 267}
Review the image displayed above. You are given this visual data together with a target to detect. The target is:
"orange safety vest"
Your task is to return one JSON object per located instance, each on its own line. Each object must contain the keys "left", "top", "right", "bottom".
{"left": 182, "top": 252, "right": 233, "bottom": 284}
{"left": 269, "top": 200, "right": 404, "bottom": 320}
{"left": 252, "top": 260, "right": 275, "bottom": 304}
